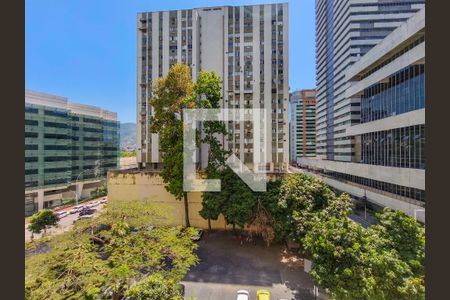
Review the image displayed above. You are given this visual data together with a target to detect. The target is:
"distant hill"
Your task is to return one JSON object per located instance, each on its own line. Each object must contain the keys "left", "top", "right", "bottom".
{"left": 120, "top": 122, "right": 136, "bottom": 149}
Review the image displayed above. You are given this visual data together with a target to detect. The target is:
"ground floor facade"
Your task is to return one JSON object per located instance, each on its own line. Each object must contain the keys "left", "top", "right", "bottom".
{"left": 293, "top": 161, "right": 425, "bottom": 223}
{"left": 25, "top": 180, "right": 103, "bottom": 216}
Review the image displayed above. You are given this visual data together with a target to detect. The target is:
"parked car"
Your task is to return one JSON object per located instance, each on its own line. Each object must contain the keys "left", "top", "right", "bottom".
{"left": 69, "top": 208, "right": 79, "bottom": 214}
{"left": 99, "top": 198, "right": 107, "bottom": 204}
{"left": 87, "top": 201, "right": 100, "bottom": 208}
{"left": 79, "top": 208, "right": 96, "bottom": 216}
{"left": 73, "top": 205, "right": 85, "bottom": 211}
{"left": 257, "top": 290, "right": 270, "bottom": 300}
{"left": 56, "top": 211, "right": 68, "bottom": 219}
{"left": 237, "top": 290, "right": 250, "bottom": 300}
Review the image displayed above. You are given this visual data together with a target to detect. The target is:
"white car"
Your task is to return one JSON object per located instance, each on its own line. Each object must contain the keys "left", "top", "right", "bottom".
{"left": 56, "top": 211, "right": 68, "bottom": 218}
{"left": 237, "top": 290, "right": 250, "bottom": 300}
{"left": 69, "top": 205, "right": 85, "bottom": 214}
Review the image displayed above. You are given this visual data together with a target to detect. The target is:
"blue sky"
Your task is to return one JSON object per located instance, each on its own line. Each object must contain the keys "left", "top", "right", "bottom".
{"left": 26, "top": 0, "right": 315, "bottom": 123}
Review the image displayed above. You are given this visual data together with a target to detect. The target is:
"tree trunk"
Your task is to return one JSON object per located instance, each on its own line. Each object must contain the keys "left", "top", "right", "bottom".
{"left": 208, "top": 218, "right": 211, "bottom": 233}
{"left": 112, "top": 292, "right": 120, "bottom": 300}
{"left": 183, "top": 192, "right": 190, "bottom": 227}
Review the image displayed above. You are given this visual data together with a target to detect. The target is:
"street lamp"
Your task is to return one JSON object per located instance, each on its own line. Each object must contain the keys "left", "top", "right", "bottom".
{"left": 69, "top": 160, "right": 103, "bottom": 205}
{"left": 361, "top": 189, "right": 368, "bottom": 220}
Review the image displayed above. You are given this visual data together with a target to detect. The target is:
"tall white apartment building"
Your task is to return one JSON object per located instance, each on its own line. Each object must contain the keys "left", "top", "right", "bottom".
{"left": 136, "top": 3, "right": 289, "bottom": 172}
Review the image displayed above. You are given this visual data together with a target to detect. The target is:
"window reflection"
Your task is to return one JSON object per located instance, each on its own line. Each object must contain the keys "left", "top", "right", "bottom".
{"left": 361, "top": 64, "right": 425, "bottom": 123}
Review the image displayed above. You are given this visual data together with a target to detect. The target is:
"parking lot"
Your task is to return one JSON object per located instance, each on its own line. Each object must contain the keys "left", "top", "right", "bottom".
{"left": 25, "top": 197, "right": 107, "bottom": 242}
{"left": 182, "top": 231, "right": 328, "bottom": 300}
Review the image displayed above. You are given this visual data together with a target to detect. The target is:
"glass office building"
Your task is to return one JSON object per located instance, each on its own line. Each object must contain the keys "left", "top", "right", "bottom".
{"left": 315, "top": 0, "right": 425, "bottom": 161}
{"left": 299, "top": 7, "right": 426, "bottom": 222}
{"left": 25, "top": 90, "right": 120, "bottom": 215}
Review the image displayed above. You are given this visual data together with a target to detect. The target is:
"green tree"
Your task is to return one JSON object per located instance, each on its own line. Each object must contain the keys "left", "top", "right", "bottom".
{"left": 195, "top": 70, "right": 230, "bottom": 174}
{"left": 371, "top": 208, "right": 425, "bottom": 274}
{"left": 277, "top": 173, "right": 352, "bottom": 242}
{"left": 200, "top": 190, "right": 226, "bottom": 232}
{"left": 27, "top": 209, "right": 59, "bottom": 239}
{"left": 125, "top": 272, "right": 183, "bottom": 300}
{"left": 196, "top": 70, "right": 231, "bottom": 231}
{"left": 220, "top": 167, "right": 257, "bottom": 230}
{"left": 149, "top": 63, "right": 196, "bottom": 227}
{"left": 256, "top": 180, "right": 284, "bottom": 242}
{"left": 365, "top": 208, "right": 425, "bottom": 300}
{"left": 303, "top": 217, "right": 374, "bottom": 300}
{"left": 25, "top": 199, "right": 199, "bottom": 300}
{"left": 301, "top": 198, "right": 425, "bottom": 300}
{"left": 121, "top": 149, "right": 137, "bottom": 157}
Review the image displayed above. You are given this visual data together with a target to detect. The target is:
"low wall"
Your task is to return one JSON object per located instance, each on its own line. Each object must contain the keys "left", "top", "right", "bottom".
{"left": 107, "top": 170, "right": 232, "bottom": 229}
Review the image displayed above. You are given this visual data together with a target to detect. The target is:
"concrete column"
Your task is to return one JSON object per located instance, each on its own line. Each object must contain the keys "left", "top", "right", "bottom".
{"left": 75, "top": 183, "right": 84, "bottom": 200}
{"left": 37, "top": 190, "right": 44, "bottom": 211}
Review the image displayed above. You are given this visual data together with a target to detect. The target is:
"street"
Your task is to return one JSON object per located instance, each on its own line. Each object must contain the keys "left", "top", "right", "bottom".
{"left": 182, "top": 231, "right": 328, "bottom": 300}
{"left": 25, "top": 197, "right": 107, "bottom": 242}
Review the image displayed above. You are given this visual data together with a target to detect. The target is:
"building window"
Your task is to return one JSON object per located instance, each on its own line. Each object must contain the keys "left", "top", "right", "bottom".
{"left": 361, "top": 125, "right": 425, "bottom": 169}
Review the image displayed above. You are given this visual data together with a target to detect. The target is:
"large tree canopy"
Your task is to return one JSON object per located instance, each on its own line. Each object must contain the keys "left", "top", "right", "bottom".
{"left": 25, "top": 199, "right": 198, "bottom": 300}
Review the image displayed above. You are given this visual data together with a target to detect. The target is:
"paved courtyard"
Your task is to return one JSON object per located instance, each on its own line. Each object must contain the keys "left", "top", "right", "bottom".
{"left": 182, "top": 231, "right": 328, "bottom": 300}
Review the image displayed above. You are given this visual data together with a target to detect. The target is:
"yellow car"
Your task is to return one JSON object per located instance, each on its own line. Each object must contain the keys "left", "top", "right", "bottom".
{"left": 257, "top": 290, "right": 270, "bottom": 300}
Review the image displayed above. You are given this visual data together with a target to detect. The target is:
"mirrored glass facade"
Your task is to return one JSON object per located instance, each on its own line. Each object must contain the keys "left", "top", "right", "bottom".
{"left": 361, "top": 125, "right": 425, "bottom": 169}
{"left": 361, "top": 64, "right": 425, "bottom": 123}
{"left": 25, "top": 103, "right": 120, "bottom": 191}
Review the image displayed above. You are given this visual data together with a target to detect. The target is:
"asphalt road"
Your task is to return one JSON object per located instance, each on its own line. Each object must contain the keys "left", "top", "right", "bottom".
{"left": 182, "top": 231, "right": 328, "bottom": 300}
{"left": 25, "top": 197, "right": 107, "bottom": 242}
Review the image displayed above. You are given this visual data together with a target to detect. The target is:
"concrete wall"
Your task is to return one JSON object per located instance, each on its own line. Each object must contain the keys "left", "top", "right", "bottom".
{"left": 298, "top": 157, "right": 424, "bottom": 190}
{"left": 107, "top": 171, "right": 232, "bottom": 229}
{"left": 345, "top": 108, "right": 425, "bottom": 136}
{"left": 346, "top": 8, "right": 425, "bottom": 81}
